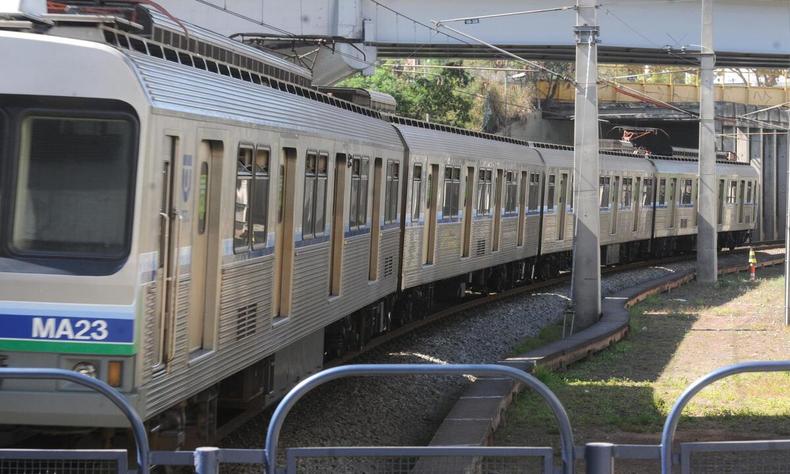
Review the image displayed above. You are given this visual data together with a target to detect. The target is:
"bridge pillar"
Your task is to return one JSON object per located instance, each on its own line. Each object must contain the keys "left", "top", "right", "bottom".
{"left": 571, "top": 0, "right": 601, "bottom": 328}
{"left": 697, "top": 0, "right": 717, "bottom": 283}
{"left": 786, "top": 130, "right": 790, "bottom": 325}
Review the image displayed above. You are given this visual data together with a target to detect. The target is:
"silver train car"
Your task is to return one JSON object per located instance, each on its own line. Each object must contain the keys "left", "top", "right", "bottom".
{"left": 0, "top": 6, "right": 758, "bottom": 446}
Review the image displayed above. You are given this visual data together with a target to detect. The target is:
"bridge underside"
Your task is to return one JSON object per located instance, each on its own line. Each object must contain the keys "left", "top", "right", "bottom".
{"left": 374, "top": 44, "right": 790, "bottom": 68}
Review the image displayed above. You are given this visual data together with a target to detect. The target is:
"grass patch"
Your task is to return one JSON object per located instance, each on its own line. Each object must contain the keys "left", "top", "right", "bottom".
{"left": 510, "top": 322, "right": 566, "bottom": 355}
{"left": 497, "top": 265, "right": 790, "bottom": 451}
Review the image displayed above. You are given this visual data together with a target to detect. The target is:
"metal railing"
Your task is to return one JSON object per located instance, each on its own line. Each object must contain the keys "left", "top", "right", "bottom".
{"left": 286, "top": 446, "right": 554, "bottom": 473}
{"left": 0, "top": 368, "right": 149, "bottom": 472}
{"left": 265, "top": 363, "right": 575, "bottom": 474}
{"left": 3, "top": 361, "right": 790, "bottom": 473}
{"left": 660, "top": 360, "right": 790, "bottom": 474}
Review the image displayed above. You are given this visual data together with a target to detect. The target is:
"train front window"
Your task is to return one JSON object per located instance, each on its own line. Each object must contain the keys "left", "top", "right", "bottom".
{"left": 10, "top": 115, "right": 135, "bottom": 258}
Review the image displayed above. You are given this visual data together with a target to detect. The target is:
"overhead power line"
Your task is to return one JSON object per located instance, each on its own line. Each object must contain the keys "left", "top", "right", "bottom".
{"left": 438, "top": 5, "right": 576, "bottom": 25}
{"left": 433, "top": 22, "right": 577, "bottom": 85}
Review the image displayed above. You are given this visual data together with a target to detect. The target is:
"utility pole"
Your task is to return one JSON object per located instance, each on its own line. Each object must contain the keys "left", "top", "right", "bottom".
{"left": 571, "top": 0, "right": 601, "bottom": 328}
{"left": 785, "top": 134, "right": 790, "bottom": 325}
{"left": 697, "top": 0, "right": 717, "bottom": 283}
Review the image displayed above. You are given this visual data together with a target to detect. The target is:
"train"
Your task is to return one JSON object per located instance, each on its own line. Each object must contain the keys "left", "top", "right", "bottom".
{"left": 0, "top": 5, "right": 757, "bottom": 447}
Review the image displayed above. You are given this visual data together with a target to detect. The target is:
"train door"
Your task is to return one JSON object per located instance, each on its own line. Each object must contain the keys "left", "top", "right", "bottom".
{"left": 517, "top": 171, "right": 527, "bottom": 246}
{"left": 557, "top": 172, "right": 568, "bottom": 240}
{"left": 610, "top": 176, "right": 620, "bottom": 234}
{"left": 157, "top": 135, "right": 179, "bottom": 368}
{"left": 424, "top": 164, "right": 439, "bottom": 264}
{"left": 189, "top": 140, "right": 223, "bottom": 354}
{"left": 738, "top": 179, "right": 745, "bottom": 223}
{"left": 633, "top": 177, "right": 641, "bottom": 232}
{"left": 274, "top": 147, "right": 297, "bottom": 318}
{"left": 668, "top": 178, "right": 677, "bottom": 228}
{"left": 492, "top": 169, "right": 503, "bottom": 251}
{"left": 717, "top": 179, "right": 725, "bottom": 225}
{"left": 329, "top": 154, "right": 346, "bottom": 296}
{"left": 462, "top": 166, "right": 474, "bottom": 257}
{"left": 369, "top": 158, "right": 383, "bottom": 280}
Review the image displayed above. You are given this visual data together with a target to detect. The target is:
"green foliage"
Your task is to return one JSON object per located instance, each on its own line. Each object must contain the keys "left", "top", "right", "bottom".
{"left": 509, "top": 322, "right": 565, "bottom": 355}
{"left": 338, "top": 62, "right": 475, "bottom": 128}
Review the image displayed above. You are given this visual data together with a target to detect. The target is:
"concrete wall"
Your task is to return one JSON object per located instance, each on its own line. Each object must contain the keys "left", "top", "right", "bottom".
{"left": 750, "top": 128, "right": 764, "bottom": 241}
{"left": 778, "top": 133, "right": 789, "bottom": 237}
{"left": 763, "top": 132, "right": 777, "bottom": 241}
{"left": 500, "top": 111, "right": 574, "bottom": 145}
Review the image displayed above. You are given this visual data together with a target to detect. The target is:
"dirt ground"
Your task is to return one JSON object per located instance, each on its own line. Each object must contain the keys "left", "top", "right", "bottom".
{"left": 495, "top": 263, "right": 790, "bottom": 473}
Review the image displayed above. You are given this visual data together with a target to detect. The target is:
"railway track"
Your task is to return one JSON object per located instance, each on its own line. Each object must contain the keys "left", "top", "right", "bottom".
{"left": 218, "top": 242, "right": 783, "bottom": 442}
{"left": 325, "top": 241, "right": 783, "bottom": 370}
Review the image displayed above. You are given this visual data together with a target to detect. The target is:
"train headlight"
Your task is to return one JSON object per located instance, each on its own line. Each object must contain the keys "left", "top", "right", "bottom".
{"left": 72, "top": 362, "right": 97, "bottom": 378}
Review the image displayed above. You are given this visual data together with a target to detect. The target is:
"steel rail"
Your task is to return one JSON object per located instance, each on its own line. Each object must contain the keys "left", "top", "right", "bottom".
{"left": 326, "top": 243, "right": 781, "bottom": 369}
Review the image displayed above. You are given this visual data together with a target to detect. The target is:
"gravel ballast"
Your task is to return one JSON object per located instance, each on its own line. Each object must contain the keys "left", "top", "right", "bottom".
{"left": 221, "top": 249, "right": 782, "bottom": 463}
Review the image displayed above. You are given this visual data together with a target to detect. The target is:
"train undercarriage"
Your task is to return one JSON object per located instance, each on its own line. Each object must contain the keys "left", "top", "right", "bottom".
{"left": 4, "top": 230, "right": 752, "bottom": 450}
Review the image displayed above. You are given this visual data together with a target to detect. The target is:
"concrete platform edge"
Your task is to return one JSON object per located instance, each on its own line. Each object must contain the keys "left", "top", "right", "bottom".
{"left": 427, "top": 256, "right": 785, "bottom": 450}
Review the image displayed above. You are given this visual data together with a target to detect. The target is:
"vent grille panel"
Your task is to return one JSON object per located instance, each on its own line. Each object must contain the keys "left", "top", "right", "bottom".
{"left": 236, "top": 303, "right": 258, "bottom": 341}
{"left": 476, "top": 239, "right": 486, "bottom": 257}
{"left": 383, "top": 256, "right": 394, "bottom": 278}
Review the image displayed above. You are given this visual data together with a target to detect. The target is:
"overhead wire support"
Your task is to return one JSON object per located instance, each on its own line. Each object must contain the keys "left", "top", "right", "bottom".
{"left": 432, "top": 21, "right": 577, "bottom": 87}
{"left": 438, "top": 5, "right": 577, "bottom": 25}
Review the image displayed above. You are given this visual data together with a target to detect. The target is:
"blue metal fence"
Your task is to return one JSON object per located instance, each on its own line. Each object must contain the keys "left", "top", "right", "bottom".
{"left": 2, "top": 361, "right": 790, "bottom": 474}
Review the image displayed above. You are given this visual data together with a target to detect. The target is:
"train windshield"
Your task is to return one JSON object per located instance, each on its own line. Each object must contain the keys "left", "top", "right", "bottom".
{"left": 0, "top": 97, "right": 138, "bottom": 272}
{"left": 11, "top": 116, "right": 135, "bottom": 258}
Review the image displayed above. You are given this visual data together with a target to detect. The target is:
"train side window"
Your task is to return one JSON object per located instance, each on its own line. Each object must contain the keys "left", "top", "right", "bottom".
{"left": 385, "top": 160, "right": 400, "bottom": 223}
{"left": 658, "top": 178, "right": 667, "bottom": 206}
{"left": 477, "top": 168, "right": 492, "bottom": 215}
{"left": 504, "top": 171, "right": 518, "bottom": 214}
{"left": 302, "top": 151, "right": 328, "bottom": 239}
{"left": 642, "top": 178, "right": 653, "bottom": 206}
{"left": 442, "top": 166, "right": 461, "bottom": 219}
{"left": 746, "top": 181, "right": 753, "bottom": 204}
{"left": 197, "top": 162, "right": 209, "bottom": 234}
{"left": 528, "top": 173, "right": 541, "bottom": 212}
{"left": 233, "top": 145, "right": 271, "bottom": 252}
{"left": 234, "top": 145, "right": 254, "bottom": 253}
{"left": 349, "top": 156, "right": 369, "bottom": 230}
{"left": 316, "top": 154, "right": 328, "bottom": 234}
{"left": 411, "top": 164, "right": 422, "bottom": 222}
{"left": 680, "top": 179, "right": 693, "bottom": 206}
{"left": 599, "top": 176, "right": 610, "bottom": 209}
{"left": 622, "top": 177, "right": 633, "bottom": 209}
{"left": 727, "top": 180, "right": 738, "bottom": 204}
{"left": 568, "top": 175, "right": 574, "bottom": 209}
{"left": 517, "top": 171, "right": 527, "bottom": 246}
{"left": 546, "top": 174, "right": 556, "bottom": 212}
{"left": 718, "top": 179, "right": 725, "bottom": 224}
{"left": 252, "top": 147, "right": 270, "bottom": 248}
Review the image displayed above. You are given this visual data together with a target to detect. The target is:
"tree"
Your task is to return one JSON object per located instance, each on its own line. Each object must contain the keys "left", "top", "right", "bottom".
{"left": 338, "top": 61, "right": 475, "bottom": 128}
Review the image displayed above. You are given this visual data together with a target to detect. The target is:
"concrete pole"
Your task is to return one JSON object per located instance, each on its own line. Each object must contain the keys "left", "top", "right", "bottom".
{"left": 696, "top": 0, "right": 717, "bottom": 283}
{"left": 571, "top": 0, "right": 601, "bottom": 327}
{"left": 785, "top": 131, "right": 790, "bottom": 325}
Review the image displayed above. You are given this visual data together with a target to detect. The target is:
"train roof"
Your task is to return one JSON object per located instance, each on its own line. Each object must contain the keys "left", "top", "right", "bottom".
{"left": 127, "top": 51, "right": 404, "bottom": 150}
{"left": 536, "top": 146, "right": 572, "bottom": 169}
{"left": 392, "top": 123, "right": 544, "bottom": 166}
{"left": 717, "top": 161, "right": 759, "bottom": 178}
{"left": 649, "top": 158, "right": 698, "bottom": 175}
{"left": 650, "top": 157, "right": 758, "bottom": 178}
{"left": 141, "top": 7, "right": 312, "bottom": 85}
{"left": 601, "top": 154, "right": 656, "bottom": 174}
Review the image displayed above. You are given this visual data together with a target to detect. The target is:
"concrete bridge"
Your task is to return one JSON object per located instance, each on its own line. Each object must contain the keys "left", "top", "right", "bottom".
{"left": 159, "top": 0, "right": 790, "bottom": 84}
